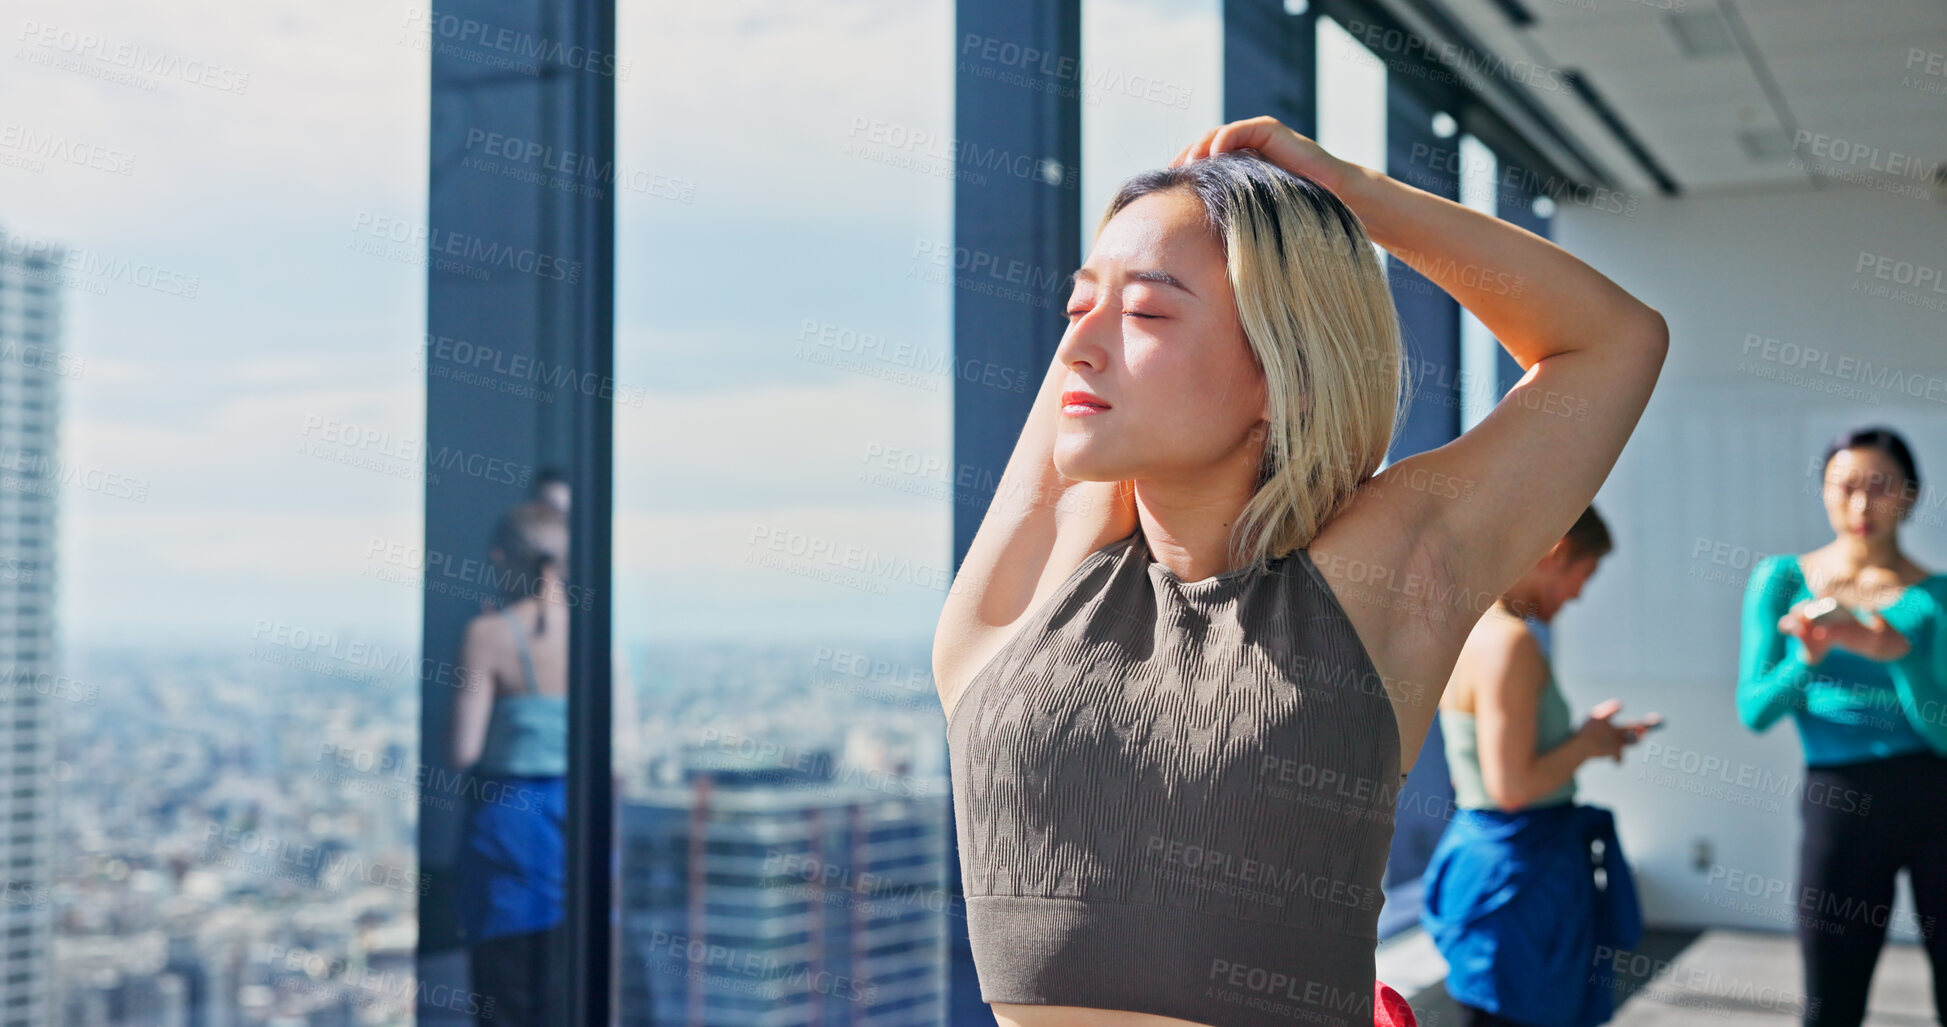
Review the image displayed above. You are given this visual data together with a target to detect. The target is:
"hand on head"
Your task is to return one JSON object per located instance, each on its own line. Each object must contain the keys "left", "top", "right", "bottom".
{"left": 1170, "top": 116, "right": 1356, "bottom": 196}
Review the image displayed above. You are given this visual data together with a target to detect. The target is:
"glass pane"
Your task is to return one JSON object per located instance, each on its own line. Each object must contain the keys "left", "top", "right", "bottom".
{"left": 1316, "top": 16, "right": 1388, "bottom": 188}
{"left": 1080, "top": 0, "right": 1223, "bottom": 250}
{"left": 417, "top": 0, "right": 615, "bottom": 1021}
{"left": 1458, "top": 134, "right": 1499, "bottom": 431}
{"left": 613, "top": 2, "right": 954, "bottom": 1023}
{"left": 22, "top": 2, "right": 429, "bottom": 1024}
{"left": 1316, "top": 13, "right": 1392, "bottom": 472}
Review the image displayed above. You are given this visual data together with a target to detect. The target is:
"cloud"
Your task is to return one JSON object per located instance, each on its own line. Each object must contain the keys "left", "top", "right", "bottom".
{"left": 25, "top": 0, "right": 1225, "bottom": 646}
{"left": 617, "top": 375, "right": 947, "bottom": 512}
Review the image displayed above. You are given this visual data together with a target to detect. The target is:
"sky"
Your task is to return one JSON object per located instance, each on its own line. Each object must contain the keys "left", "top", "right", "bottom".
{"left": 7, "top": 0, "right": 1230, "bottom": 655}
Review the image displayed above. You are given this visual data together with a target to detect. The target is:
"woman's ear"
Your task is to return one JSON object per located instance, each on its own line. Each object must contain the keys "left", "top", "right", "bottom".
{"left": 1268, "top": 390, "right": 1300, "bottom": 423}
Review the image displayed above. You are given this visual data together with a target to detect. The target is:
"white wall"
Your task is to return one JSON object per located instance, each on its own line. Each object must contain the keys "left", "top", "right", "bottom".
{"left": 1546, "top": 181, "right": 1947, "bottom": 937}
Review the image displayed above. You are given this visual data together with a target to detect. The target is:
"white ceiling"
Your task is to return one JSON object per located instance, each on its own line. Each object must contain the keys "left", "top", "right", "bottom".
{"left": 1378, "top": 0, "right": 1947, "bottom": 197}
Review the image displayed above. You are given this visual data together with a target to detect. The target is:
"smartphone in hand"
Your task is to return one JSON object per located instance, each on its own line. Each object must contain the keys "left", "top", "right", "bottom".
{"left": 1799, "top": 596, "right": 1859, "bottom": 628}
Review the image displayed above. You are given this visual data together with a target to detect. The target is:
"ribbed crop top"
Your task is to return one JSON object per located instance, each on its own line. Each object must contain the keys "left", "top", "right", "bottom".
{"left": 945, "top": 522, "right": 1403, "bottom": 1027}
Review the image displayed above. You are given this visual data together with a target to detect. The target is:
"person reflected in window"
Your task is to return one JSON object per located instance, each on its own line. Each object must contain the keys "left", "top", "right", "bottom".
{"left": 447, "top": 499, "right": 571, "bottom": 1026}
{"left": 1420, "top": 505, "right": 1657, "bottom": 1027}
{"left": 1738, "top": 426, "right": 1947, "bottom": 1027}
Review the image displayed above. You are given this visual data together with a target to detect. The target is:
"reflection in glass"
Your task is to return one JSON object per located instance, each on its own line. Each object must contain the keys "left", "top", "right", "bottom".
{"left": 448, "top": 499, "right": 573, "bottom": 1024}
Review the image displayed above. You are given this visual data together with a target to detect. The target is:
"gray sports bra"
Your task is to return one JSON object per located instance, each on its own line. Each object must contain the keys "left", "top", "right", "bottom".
{"left": 946, "top": 523, "right": 1402, "bottom": 1026}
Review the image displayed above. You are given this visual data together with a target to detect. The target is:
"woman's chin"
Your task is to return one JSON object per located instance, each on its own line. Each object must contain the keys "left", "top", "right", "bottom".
{"left": 1061, "top": 426, "right": 1169, "bottom": 483}
{"left": 1051, "top": 451, "right": 1124, "bottom": 483}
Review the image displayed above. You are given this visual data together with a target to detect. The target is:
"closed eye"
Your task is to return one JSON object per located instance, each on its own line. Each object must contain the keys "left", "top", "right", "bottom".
{"left": 1065, "top": 308, "right": 1161, "bottom": 320}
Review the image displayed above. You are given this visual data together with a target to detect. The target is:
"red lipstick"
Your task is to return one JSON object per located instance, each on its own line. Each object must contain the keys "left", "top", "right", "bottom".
{"left": 1061, "top": 390, "right": 1110, "bottom": 416}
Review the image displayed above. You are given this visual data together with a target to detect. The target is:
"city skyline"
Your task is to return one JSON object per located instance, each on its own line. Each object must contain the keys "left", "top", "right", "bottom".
{"left": 55, "top": 636, "right": 951, "bottom": 1025}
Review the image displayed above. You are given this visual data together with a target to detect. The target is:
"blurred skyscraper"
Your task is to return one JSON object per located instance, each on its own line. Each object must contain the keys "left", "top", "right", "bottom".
{"left": 620, "top": 768, "right": 952, "bottom": 1026}
{"left": 0, "top": 229, "right": 62, "bottom": 1027}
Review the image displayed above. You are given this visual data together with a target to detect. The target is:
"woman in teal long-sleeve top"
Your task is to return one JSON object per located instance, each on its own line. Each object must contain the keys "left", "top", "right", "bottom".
{"left": 1737, "top": 426, "right": 1947, "bottom": 1027}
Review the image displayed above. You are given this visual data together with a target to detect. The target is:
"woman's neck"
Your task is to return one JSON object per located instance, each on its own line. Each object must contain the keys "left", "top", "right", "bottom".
{"left": 1827, "top": 533, "right": 1904, "bottom": 572}
{"left": 1131, "top": 485, "right": 1255, "bottom": 582}
{"left": 1808, "top": 535, "right": 1923, "bottom": 601}
{"left": 1127, "top": 426, "right": 1270, "bottom": 581}
{"left": 508, "top": 576, "right": 572, "bottom": 619}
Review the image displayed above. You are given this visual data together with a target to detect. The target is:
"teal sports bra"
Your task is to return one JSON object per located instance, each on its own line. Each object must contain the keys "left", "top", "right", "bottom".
{"left": 473, "top": 607, "right": 567, "bottom": 777}
{"left": 1442, "top": 650, "right": 1578, "bottom": 811}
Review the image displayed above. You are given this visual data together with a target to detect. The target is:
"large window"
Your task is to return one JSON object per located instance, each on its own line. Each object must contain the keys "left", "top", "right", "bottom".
{"left": 23, "top": 1, "right": 430, "bottom": 1024}
{"left": 610, "top": 3, "right": 956, "bottom": 1023}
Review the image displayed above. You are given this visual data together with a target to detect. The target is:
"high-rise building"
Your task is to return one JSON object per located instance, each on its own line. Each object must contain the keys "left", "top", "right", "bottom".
{"left": 621, "top": 766, "right": 952, "bottom": 1027}
{"left": 0, "top": 229, "right": 63, "bottom": 1027}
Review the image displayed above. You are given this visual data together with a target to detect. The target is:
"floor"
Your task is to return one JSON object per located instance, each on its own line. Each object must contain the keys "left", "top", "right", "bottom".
{"left": 1390, "top": 927, "right": 1939, "bottom": 1026}
{"left": 421, "top": 925, "right": 1936, "bottom": 1024}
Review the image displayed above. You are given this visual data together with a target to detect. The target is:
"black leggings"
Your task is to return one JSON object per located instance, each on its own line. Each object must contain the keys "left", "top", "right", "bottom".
{"left": 1797, "top": 752, "right": 1947, "bottom": 1026}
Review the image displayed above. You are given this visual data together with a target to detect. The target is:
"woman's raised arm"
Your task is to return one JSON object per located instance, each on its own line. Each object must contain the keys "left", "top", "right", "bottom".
{"left": 932, "top": 353, "right": 1137, "bottom": 712}
{"left": 1184, "top": 117, "right": 1668, "bottom": 627}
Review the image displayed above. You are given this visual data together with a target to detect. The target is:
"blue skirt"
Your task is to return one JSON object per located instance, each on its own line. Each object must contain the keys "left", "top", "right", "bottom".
{"left": 1420, "top": 803, "right": 1642, "bottom": 1027}
{"left": 457, "top": 774, "right": 566, "bottom": 944}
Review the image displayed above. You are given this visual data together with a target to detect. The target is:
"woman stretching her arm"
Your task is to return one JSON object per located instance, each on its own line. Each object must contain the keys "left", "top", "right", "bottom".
{"left": 934, "top": 116, "right": 1667, "bottom": 1027}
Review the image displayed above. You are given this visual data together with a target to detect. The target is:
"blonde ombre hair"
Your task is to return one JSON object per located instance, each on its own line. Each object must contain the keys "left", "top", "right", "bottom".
{"left": 1098, "top": 149, "right": 1406, "bottom": 573}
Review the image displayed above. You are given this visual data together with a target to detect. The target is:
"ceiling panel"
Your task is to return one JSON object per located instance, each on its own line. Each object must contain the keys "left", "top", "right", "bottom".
{"left": 1738, "top": 1, "right": 1947, "bottom": 50}
{"left": 1568, "top": 63, "right": 1769, "bottom": 107}
{"left": 1391, "top": 0, "right": 1947, "bottom": 194}
{"left": 1528, "top": 19, "right": 1697, "bottom": 61}
{"left": 1764, "top": 44, "right": 1947, "bottom": 92}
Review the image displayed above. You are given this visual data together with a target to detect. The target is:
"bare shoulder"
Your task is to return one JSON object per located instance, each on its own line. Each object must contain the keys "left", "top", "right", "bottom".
{"left": 459, "top": 609, "right": 519, "bottom": 682}
{"left": 461, "top": 609, "right": 507, "bottom": 652}
{"left": 1468, "top": 612, "right": 1545, "bottom": 687}
{"left": 1443, "top": 608, "right": 1532, "bottom": 713}
{"left": 1304, "top": 474, "right": 1481, "bottom": 668}
{"left": 1303, "top": 479, "right": 1489, "bottom": 773}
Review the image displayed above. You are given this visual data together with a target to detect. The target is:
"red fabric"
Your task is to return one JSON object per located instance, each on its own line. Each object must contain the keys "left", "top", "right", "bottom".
{"left": 1374, "top": 981, "right": 1416, "bottom": 1027}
